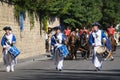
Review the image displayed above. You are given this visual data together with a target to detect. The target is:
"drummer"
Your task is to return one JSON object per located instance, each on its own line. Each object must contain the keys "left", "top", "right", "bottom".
{"left": 51, "top": 26, "right": 66, "bottom": 71}
{"left": 89, "top": 22, "right": 107, "bottom": 71}
{"left": 1, "top": 26, "right": 16, "bottom": 72}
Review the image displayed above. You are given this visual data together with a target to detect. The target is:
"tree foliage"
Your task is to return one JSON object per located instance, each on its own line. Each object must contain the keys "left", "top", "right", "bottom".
{"left": 1, "top": 0, "right": 120, "bottom": 29}
{"left": 101, "top": 0, "right": 120, "bottom": 28}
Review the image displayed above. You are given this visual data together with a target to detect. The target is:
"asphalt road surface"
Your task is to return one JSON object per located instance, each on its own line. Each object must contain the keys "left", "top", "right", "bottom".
{"left": 0, "top": 47, "right": 120, "bottom": 80}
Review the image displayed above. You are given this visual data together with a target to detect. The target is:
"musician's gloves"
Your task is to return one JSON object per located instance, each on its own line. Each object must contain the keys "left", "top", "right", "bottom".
{"left": 54, "top": 43, "right": 59, "bottom": 47}
{"left": 11, "top": 42, "right": 16, "bottom": 46}
{"left": 92, "top": 43, "right": 95, "bottom": 47}
{"left": 103, "top": 38, "right": 106, "bottom": 44}
{"left": 3, "top": 45, "right": 6, "bottom": 48}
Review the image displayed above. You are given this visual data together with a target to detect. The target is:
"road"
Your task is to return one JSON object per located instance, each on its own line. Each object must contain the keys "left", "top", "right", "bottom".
{"left": 0, "top": 47, "right": 120, "bottom": 80}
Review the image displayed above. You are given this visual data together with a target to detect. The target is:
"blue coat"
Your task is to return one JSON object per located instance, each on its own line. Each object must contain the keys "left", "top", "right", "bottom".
{"left": 1, "top": 34, "right": 16, "bottom": 47}
{"left": 89, "top": 30, "right": 112, "bottom": 51}
{"left": 89, "top": 30, "right": 106, "bottom": 46}
{"left": 51, "top": 33, "right": 66, "bottom": 46}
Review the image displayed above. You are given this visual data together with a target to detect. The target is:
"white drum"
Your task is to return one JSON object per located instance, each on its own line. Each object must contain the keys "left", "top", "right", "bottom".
{"left": 96, "top": 46, "right": 106, "bottom": 54}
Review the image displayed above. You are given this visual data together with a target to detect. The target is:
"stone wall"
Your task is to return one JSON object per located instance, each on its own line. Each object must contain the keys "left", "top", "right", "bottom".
{"left": 0, "top": 2, "right": 46, "bottom": 62}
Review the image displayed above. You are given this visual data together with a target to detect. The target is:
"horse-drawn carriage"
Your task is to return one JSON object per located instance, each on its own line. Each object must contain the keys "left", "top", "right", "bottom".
{"left": 65, "top": 31, "right": 91, "bottom": 60}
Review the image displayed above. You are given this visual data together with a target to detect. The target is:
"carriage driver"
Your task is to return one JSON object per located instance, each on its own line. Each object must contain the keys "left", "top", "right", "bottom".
{"left": 51, "top": 26, "right": 66, "bottom": 71}
{"left": 89, "top": 22, "right": 107, "bottom": 71}
{"left": 1, "top": 26, "right": 16, "bottom": 72}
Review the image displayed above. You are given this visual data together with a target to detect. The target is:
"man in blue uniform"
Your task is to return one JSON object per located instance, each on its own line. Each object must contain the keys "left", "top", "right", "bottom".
{"left": 89, "top": 22, "right": 106, "bottom": 71}
{"left": 1, "top": 26, "right": 16, "bottom": 72}
{"left": 51, "top": 26, "right": 67, "bottom": 71}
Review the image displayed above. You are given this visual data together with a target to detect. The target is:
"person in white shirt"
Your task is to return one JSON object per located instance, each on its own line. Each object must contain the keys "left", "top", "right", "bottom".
{"left": 89, "top": 22, "right": 107, "bottom": 71}
{"left": 1, "top": 26, "right": 16, "bottom": 72}
{"left": 51, "top": 26, "right": 66, "bottom": 71}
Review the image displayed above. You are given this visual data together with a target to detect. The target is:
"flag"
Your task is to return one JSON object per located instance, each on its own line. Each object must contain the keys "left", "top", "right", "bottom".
{"left": 19, "top": 12, "right": 24, "bottom": 31}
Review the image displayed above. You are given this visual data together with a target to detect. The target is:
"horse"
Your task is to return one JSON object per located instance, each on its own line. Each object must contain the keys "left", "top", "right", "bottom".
{"left": 77, "top": 31, "right": 91, "bottom": 59}
{"left": 67, "top": 31, "right": 91, "bottom": 60}
{"left": 64, "top": 35, "right": 71, "bottom": 51}
{"left": 108, "top": 34, "right": 116, "bottom": 51}
{"left": 67, "top": 31, "right": 77, "bottom": 59}
{"left": 102, "top": 34, "right": 116, "bottom": 61}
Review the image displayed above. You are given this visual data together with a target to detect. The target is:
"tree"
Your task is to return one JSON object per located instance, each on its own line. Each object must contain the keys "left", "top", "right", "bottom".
{"left": 2, "top": 0, "right": 120, "bottom": 30}
{"left": 60, "top": 0, "right": 103, "bottom": 29}
{"left": 100, "top": 0, "right": 120, "bottom": 29}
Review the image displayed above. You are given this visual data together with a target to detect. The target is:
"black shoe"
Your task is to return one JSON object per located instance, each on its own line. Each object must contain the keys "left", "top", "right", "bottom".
{"left": 110, "top": 58, "right": 114, "bottom": 61}
{"left": 95, "top": 67, "right": 101, "bottom": 71}
{"left": 56, "top": 67, "right": 58, "bottom": 70}
{"left": 58, "top": 69, "right": 62, "bottom": 71}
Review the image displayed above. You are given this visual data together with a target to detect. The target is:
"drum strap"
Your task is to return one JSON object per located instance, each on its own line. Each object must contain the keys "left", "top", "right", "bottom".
{"left": 3, "top": 35, "right": 11, "bottom": 45}
{"left": 53, "top": 34, "right": 59, "bottom": 44}
{"left": 54, "top": 34, "right": 65, "bottom": 45}
{"left": 3, "top": 35, "right": 13, "bottom": 46}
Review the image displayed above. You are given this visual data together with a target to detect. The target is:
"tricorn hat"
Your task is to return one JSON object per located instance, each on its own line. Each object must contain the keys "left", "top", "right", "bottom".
{"left": 3, "top": 26, "right": 12, "bottom": 31}
{"left": 53, "top": 26, "right": 61, "bottom": 30}
{"left": 92, "top": 22, "right": 100, "bottom": 27}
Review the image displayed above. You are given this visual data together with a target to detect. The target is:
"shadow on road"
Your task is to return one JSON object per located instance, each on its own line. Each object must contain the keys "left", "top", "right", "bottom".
{"left": 11, "top": 69, "right": 120, "bottom": 80}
